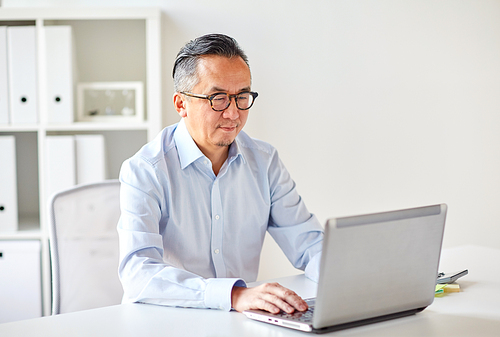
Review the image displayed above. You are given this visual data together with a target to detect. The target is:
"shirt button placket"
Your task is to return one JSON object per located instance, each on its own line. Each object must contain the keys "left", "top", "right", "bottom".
{"left": 210, "top": 179, "right": 226, "bottom": 277}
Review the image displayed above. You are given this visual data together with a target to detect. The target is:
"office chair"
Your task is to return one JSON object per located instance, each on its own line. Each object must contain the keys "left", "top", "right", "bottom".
{"left": 48, "top": 180, "right": 124, "bottom": 315}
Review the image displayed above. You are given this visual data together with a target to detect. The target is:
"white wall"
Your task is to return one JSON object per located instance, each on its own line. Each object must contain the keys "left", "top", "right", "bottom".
{"left": 6, "top": 0, "right": 500, "bottom": 280}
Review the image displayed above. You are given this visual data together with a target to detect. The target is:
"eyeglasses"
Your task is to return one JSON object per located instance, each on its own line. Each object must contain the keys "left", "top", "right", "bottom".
{"left": 181, "top": 91, "right": 258, "bottom": 112}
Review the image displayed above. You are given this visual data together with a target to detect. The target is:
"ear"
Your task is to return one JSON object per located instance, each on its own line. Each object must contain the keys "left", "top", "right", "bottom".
{"left": 173, "top": 92, "right": 188, "bottom": 118}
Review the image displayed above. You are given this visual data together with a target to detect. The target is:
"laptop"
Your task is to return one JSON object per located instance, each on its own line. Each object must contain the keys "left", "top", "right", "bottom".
{"left": 243, "top": 204, "right": 447, "bottom": 333}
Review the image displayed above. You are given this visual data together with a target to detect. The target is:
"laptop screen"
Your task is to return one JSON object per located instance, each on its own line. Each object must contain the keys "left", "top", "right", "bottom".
{"left": 313, "top": 204, "right": 446, "bottom": 329}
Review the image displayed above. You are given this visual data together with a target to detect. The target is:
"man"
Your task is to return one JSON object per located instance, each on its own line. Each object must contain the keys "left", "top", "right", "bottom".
{"left": 117, "top": 34, "right": 323, "bottom": 314}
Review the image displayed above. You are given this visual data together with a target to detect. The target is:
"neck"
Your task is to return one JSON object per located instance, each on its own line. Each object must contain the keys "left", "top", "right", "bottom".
{"left": 198, "top": 143, "right": 229, "bottom": 176}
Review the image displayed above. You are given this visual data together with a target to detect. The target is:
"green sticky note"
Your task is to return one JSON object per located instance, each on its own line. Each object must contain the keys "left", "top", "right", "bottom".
{"left": 435, "top": 284, "right": 447, "bottom": 296}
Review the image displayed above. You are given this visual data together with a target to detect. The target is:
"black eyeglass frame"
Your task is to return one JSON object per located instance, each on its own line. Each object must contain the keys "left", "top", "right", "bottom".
{"left": 180, "top": 91, "right": 259, "bottom": 112}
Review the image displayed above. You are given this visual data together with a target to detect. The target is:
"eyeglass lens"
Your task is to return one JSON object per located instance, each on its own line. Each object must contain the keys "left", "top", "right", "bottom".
{"left": 211, "top": 93, "right": 254, "bottom": 111}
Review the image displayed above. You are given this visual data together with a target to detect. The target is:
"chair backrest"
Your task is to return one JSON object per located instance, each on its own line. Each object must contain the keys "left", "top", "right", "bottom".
{"left": 49, "top": 180, "right": 123, "bottom": 315}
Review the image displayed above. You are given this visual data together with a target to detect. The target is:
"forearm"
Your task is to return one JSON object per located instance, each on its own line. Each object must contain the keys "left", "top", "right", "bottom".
{"left": 119, "top": 247, "right": 246, "bottom": 310}
{"left": 267, "top": 214, "right": 324, "bottom": 271}
{"left": 304, "top": 251, "right": 322, "bottom": 282}
{"left": 267, "top": 152, "right": 324, "bottom": 273}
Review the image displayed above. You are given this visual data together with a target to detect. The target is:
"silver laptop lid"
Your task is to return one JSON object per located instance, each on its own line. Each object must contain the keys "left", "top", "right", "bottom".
{"left": 313, "top": 204, "right": 447, "bottom": 329}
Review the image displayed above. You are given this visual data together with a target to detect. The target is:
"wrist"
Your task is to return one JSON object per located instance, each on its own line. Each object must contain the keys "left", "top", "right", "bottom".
{"left": 231, "top": 285, "right": 246, "bottom": 311}
{"left": 205, "top": 278, "right": 246, "bottom": 311}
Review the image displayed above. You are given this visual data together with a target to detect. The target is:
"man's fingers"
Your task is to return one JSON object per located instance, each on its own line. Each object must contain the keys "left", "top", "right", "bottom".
{"left": 272, "top": 283, "right": 308, "bottom": 311}
{"left": 281, "top": 289, "right": 308, "bottom": 311}
{"left": 231, "top": 283, "right": 308, "bottom": 314}
{"left": 259, "top": 283, "right": 308, "bottom": 312}
{"left": 261, "top": 293, "right": 294, "bottom": 313}
{"left": 255, "top": 298, "right": 280, "bottom": 314}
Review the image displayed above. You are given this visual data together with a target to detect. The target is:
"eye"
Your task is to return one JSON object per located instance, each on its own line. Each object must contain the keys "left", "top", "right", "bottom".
{"left": 212, "top": 94, "right": 227, "bottom": 102}
{"left": 237, "top": 93, "right": 250, "bottom": 101}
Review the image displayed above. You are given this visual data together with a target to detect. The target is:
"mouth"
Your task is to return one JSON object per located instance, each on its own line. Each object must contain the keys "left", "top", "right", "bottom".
{"left": 218, "top": 125, "right": 238, "bottom": 132}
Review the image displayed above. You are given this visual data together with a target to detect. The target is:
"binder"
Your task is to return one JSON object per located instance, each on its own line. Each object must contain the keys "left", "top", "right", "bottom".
{"left": 75, "top": 134, "right": 106, "bottom": 184}
{"left": 7, "top": 26, "right": 38, "bottom": 124}
{"left": 45, "top": 136, "right": 76, "bottom": 199}
{"left": 44, "top": 26, "right": 75, "bottom": 124}
{"left": 0, "top": 27, "right": 9, "bottom": 125}
{"left": 0, "top": 240, "right": 42, "bottom": 322}
{"left": 0, "top": 136, "right": 19, "bottom": 232}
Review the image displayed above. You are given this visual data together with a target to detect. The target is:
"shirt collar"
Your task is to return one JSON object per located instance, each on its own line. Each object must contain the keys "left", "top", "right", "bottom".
{"left": 174, "top": 118, "right": 247, "bottom": 169}
{"left": 228, "top": 137, "right": 246, "bottom": 165}
{"left": 174, "top": 118, "right": 205, "bottom": 170}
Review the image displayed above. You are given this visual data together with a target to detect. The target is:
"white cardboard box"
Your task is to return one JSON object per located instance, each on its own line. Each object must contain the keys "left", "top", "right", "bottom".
{"left": 0, "top": 240, "right": 42, "bottom": 323}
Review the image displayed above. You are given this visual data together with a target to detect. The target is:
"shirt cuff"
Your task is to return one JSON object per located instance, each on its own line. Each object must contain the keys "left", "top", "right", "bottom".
{"left": 204, "top": 278, "right": 247, "bottom": 311}
{"left": 304, "top": 251, "right": 322, "bottom": 283}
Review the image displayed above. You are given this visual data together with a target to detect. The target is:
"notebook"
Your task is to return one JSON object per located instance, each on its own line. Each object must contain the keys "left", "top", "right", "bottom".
{"left": 243, "top": 204, "right": 447, "bottom": 333}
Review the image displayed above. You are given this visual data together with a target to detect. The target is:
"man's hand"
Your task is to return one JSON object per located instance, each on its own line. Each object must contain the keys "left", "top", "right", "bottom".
{"left": 231, "top": 282, "right": 308, "bottom": 314}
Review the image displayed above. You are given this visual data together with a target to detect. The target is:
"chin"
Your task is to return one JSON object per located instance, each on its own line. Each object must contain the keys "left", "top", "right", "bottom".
{"left": 216, "top": 140, "right": 234, "bottom": 147}
{"left": 213, "top": 129, "right": 239, "bottom": 147}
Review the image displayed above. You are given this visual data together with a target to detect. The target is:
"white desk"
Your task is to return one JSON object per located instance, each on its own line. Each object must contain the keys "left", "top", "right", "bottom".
{"left": 1, "top": 245, "right": 499, "bottom": 336}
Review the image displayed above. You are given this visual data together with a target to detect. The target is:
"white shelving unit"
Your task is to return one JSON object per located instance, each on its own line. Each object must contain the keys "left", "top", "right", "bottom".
{"left": 0, "top": 7, "right": 162, "bottom": 317}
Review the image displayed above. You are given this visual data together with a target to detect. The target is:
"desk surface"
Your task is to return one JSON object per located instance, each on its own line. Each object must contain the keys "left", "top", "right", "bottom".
{"left": 1, "top": 245, "right": 499, "bottom": 337}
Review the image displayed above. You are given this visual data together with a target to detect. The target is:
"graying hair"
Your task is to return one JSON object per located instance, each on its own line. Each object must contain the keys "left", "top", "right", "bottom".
{"left": 173, "top": 34, "right": 250, "bottom": 93}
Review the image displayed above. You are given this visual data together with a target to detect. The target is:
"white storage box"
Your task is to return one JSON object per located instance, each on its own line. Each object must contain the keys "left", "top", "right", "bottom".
{"left": 0, "top": 240, "right": 42, "bottom": 323}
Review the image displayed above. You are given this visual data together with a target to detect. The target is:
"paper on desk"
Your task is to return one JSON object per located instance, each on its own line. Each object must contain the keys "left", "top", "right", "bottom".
{"left": 443, "top": 284, "right": 460, "bottom": 293}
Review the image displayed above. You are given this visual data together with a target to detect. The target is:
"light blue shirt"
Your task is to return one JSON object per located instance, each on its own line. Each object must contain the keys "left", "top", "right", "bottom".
{"left": 117, "top": 119, "right": 323, "bottom": 311}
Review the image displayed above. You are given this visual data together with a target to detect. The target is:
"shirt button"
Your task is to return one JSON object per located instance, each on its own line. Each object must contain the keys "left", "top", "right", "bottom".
{"left": 215, "top": 214, "right": 220, "bottom": 220}
{"left": 214, "top": 249, "right": 220, "bottom": 254}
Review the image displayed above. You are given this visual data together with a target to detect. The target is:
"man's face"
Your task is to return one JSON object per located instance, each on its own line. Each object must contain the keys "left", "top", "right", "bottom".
{"left": 177, "top": 55, "right": 252, "bottom": 155}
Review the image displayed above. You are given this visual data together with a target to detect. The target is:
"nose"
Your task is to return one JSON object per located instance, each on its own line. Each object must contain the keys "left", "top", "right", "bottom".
{"left": 221, "top": 99, "right": 240, "bottom": 120}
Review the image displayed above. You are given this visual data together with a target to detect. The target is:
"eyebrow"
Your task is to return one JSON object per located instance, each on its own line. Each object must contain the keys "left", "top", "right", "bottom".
{"left": 209, "top": 86, "right": 251, "bottom": 94}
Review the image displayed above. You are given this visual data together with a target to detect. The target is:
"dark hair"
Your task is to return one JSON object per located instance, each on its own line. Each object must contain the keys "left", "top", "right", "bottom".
{"left": 172, "top": 34, "right": 250, "bottom": 92}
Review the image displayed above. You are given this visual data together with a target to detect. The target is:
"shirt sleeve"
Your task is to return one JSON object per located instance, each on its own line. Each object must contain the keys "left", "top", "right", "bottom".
{"left": 117, "top": 156, "right": 246, "bottom": 311}
{"left": 266, "top": 149, "right": 324, "bottom": 278}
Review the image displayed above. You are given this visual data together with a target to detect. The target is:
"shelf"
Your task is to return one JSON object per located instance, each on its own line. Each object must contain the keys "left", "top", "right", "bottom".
{"left": 0, "top": 7, "right": 162, "bottom": 319}
{"left": 0, "top": 7, "right": 161, "bottom": 21}
{"left": 1, "top": 123, "right": 150, "bottom": 132}
{"left": 44, "top": 122, "right": 150, "bottom": 132}
{"left": 0, "top": 216, "right": 41, "bottom": 240}
{"left": 0, "top": 125, "right": 40, "bottom": 132}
